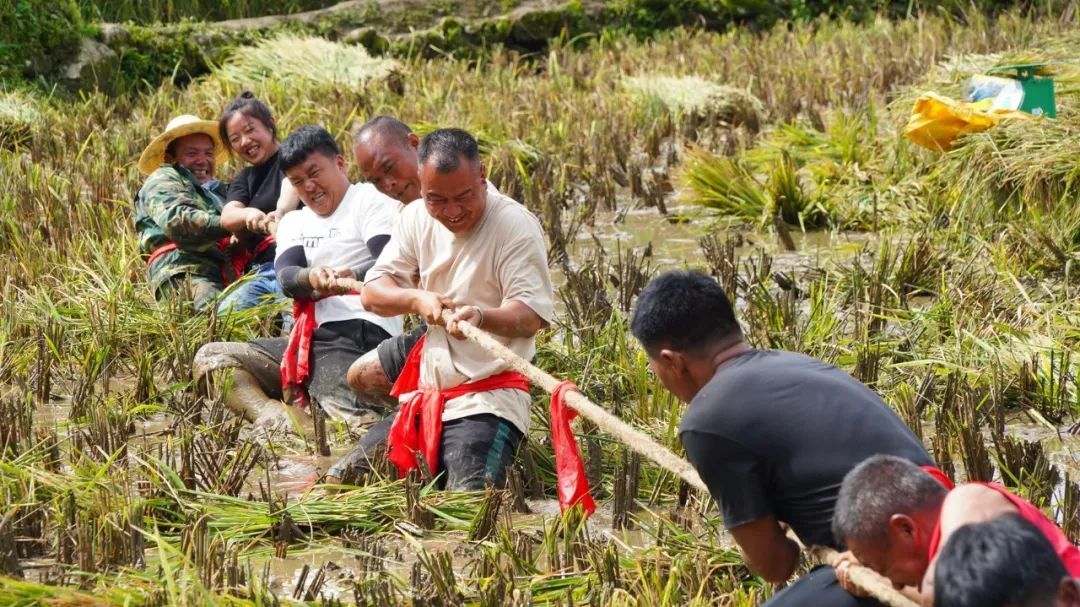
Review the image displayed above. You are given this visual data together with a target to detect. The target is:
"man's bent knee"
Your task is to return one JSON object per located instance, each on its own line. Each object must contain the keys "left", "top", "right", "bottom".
{"left": 193, "top": 342, "right": 243, "bottom": 379}
{"left": 347, "top": 351, "right": 395, "bottom": 407}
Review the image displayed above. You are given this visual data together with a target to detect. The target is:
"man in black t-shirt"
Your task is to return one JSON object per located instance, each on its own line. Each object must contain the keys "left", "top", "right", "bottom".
{"left": 629, "top": 270, "right": 934, "bottom": 606}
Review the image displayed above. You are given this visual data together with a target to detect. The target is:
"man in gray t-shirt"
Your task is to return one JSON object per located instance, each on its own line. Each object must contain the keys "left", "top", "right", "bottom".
{"left": 630, "top": 270, "right": 934, "bottom": 606}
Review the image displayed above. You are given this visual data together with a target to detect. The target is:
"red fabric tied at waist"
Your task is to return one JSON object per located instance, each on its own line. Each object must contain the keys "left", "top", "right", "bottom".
{"left": 550, "top": 381, "right": 596, "bottom": 515}
{"left": 227, "top": 235, "right": 276, "bottom": 283}
{"left": 146, "top": 242, "right": 178, "bottom": 267}
{"left": 386, "top": 333, "right": 530, "bottom": 478}
{"left": 279, "top": 287, "right": 355, "bottom": 410}
{"left": 280, "top": 297, "right": 318, "bottom": 411}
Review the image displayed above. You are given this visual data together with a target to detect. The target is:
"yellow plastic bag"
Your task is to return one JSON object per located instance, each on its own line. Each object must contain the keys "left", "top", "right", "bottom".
{"left": 904, "top": 93, "right": 1030, "bottom": 152}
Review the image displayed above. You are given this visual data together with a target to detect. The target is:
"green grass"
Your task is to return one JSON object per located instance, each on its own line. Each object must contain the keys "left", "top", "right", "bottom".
{"left": 2, "top": 6, "right": 1080, "bottom": 604}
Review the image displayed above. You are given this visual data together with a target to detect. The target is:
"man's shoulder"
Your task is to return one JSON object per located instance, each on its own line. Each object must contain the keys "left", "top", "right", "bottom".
{"left": 275, "top": 206, "right": 311, "bottom": 235}
{"left": 486, "top": 192, "right": 542, "bottom": 233}
{"left": 141, "top": 165, "right": 188, "bottom": 193}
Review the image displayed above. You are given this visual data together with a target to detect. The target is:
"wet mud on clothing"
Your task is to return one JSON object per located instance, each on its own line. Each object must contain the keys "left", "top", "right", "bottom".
{"left": 250, "top": 318, "right": 392, "bottom": 424}
{"left": 376, "top": 324, "right": 428, "bottom": 383}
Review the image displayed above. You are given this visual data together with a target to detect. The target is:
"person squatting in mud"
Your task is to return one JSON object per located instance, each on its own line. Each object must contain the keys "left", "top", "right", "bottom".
{"left": 628, "top": 269, "right": 939, "bottom": 607}
{"left": 343, "top": 115, "right": 428, "bottom": 412}
{"left": 324, "top": 127, "right": 553, "bottom": 490}
{"left": 193, "top": 125, "right": 402, "bottom": 429}
{"left": 134, "top": 114, "right": 232, "bottom": 311}
{"left": 215, "top": 91, "right": 300, "bottom": 315}
{"left": 831, "top": 454, "right": 1080, "bottom": 605}
{"left": 931, "top": 513, "right": 1080, "bottom": 607}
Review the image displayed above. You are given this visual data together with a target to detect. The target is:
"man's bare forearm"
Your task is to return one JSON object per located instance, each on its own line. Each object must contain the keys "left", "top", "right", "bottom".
{"left": 474, "top": 301, "right": 544, "bottom": 338}
{"left": 361, "top": 276, "right": 420, "bottom": 317}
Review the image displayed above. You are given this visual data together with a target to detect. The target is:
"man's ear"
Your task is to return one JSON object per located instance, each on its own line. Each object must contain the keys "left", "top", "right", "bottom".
{"left": 407, "top": 132, "right": 419, "bottom": 150}
{"left": 888, "top": 513, "right": 917, "bottom": 543}
{"left": 335, "top": 154, "right": 347, "bottom": 173}
{"left": 658, "top": 349, "right": 687, "bottom": 374}
{"left": 1059, "top": 577, "right": 1080, "bottom": 606}
{"left": 478, "top": 162, "right": 488, "bottom": 182}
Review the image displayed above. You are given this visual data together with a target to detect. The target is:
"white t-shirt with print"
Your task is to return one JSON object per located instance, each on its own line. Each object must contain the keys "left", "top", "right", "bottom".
{"left": 275, "top": 182, "right": 403, "bottom": 339}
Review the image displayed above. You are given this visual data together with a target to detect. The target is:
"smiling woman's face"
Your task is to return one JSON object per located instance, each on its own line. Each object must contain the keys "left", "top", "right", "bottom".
{"left": 225, "top": 113, "right": 277, "bottom": 166}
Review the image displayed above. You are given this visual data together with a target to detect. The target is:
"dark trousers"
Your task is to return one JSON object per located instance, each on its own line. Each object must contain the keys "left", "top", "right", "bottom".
{"left": 763, "top": 566, "right": 886, "bottom": 607}
{"left": 328, "top": 412, "right": 522, "bottom": 490}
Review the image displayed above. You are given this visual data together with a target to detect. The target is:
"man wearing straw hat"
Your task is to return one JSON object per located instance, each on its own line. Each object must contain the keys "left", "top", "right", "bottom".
{"left": 134, "top": 114, "right": 232, "bottom": 311}
{"left": 325, "top": 127, "right": 553, "bottom": 490}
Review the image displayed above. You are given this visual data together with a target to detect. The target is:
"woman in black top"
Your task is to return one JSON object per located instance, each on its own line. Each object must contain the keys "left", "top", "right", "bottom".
{"left": 216, "top": 92, "right": 297, "bottom": 314}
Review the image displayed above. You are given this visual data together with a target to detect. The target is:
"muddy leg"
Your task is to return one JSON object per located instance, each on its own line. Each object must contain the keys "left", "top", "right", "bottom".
{"left": 193, "top": 341, "right": 313, "bottom": 436}
{"left": 346, "top": 350, "right": 397, "bottom": 409}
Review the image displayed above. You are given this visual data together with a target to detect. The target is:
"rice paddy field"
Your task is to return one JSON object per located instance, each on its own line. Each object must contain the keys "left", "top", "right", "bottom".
{"left": 2, "top": 3, "right": 1080, "bottom": 605}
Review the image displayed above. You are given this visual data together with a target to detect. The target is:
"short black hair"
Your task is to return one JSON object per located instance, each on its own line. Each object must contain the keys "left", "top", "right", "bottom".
{"left": 219, "top": 91, "right": 277, "bottom": 152}
{"left": 935, "top": 514, "right": 1067, "bottom": 607}
{"left": 832, "top": 455, "right": 949, "bottom": 547}
{"left": 629, "top": 270, "right": 741, "bottom": 356}
{"left": 417, "top": 128, "right": 480, "bottom": 173}
{"left": 353, "top": 115, "right": 412, "bottom": 149}
{"left": 279, "top": 125, "right": 341, "bottom": 172}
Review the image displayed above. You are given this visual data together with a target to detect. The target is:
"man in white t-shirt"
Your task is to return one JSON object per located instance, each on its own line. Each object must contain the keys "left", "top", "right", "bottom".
{"left": 194, "top": 126, "right": 402, "bottom": 428}
{"left": 326, "top": 128, "right": 553, "bottom": 490}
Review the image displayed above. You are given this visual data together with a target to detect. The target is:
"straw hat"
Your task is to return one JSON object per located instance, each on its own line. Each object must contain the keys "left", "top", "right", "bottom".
{"left": 138, "top": 114, "right": 229, "bottom": 176}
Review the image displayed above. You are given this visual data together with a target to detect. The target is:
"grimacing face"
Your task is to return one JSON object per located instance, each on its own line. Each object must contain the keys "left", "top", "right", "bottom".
{"left": 169, "top": 133, "right": 216, "bottom": 185}
{"left": 225, "top": 113, "right": 276, "bottom": 166}
{"left": 419, "top": 156, "right": 487, "bottom": 235}
{"left": 354, "top": 132, "right": 420, "bottom": 203}
{"left": 285, "top": 151, "right": 350, "bottom": 217}
{"left": 847, "top": 528, "right": 929, "bottom": 591}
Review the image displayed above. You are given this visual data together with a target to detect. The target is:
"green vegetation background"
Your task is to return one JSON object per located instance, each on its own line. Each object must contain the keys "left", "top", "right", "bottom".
{"left": 0, "top": 0, "right": 1067, "bottom": 84}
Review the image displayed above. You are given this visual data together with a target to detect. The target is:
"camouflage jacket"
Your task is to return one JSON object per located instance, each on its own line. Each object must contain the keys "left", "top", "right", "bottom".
{"left": 134, "top": 163, "right": 231, "bottom": 291}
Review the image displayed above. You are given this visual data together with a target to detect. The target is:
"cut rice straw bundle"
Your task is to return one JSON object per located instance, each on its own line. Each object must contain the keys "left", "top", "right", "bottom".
{"left": 215, "top": 35, "right": 400, "bottom": 90}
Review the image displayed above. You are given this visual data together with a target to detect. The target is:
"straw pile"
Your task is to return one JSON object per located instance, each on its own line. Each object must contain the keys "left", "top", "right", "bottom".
{"left": 215, "top": 35, "right": 400, "bottom": 90}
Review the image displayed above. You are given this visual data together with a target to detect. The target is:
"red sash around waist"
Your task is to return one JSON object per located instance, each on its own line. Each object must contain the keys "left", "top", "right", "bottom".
{"left": 385, "top": 333, "right": 530, "bottom": 477}
{"left": 385, "top": 332, "right": 596, "bottom": 514}
{"left": 147, "top": 236, "right": 274, "bottom": 286}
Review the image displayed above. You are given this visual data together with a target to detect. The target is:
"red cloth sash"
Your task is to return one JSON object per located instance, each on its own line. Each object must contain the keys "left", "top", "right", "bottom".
{"left": 280, "top": 297, "right": 318, "bottom": 410}
{"left": 927, "top": 481, "right": 1080, "bottom": 576}
{"left": 386, "top": 334, "right": 596, "bottom": 515}
{"left": 279, "top": 288, "right": 355, "bottom": 410}
{"left": 386, "top": 333, "right": 530, "bottom": 478}
{"left": 147, "top": 236, "right": 272, "bottom": 288}
{"left": 227, "top": 235, "right": 276, "bottom": 282}
{"left": 146, "top": 242, "right": 178, "bottom": 267}
{"left": 550, "top": 381, "right": 596, "bottom": 514}
{"left": 920, "top": 465, "right": 955, "bottom": 491}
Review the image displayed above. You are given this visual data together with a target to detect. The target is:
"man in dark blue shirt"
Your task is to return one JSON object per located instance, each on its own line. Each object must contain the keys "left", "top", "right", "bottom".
{"left": 629, "top": 270, "right": 934, "bottom": 606}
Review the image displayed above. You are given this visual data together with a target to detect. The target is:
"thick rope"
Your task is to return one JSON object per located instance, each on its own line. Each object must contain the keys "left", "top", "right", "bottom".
{"left": 336, "top": 277, "right": 916, "bottom": 606}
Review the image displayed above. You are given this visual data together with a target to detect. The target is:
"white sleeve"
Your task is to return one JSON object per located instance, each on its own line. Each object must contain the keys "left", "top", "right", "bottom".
{"left": 273, "top": 214, "right": 300, "bottom": 262}
{"left": 355, "top": 187, "right": 398, "bottom": 242}
{"left": 367, "top": 203, "right": 419, "bottom": 289}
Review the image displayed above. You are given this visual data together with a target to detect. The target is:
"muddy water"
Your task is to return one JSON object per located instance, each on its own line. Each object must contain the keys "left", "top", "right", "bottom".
{"left": 569, "top": 206, "right": 876, "bottom": 272}
{"left": 15, "top": 207, "right": 1077, "bottom": 598}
